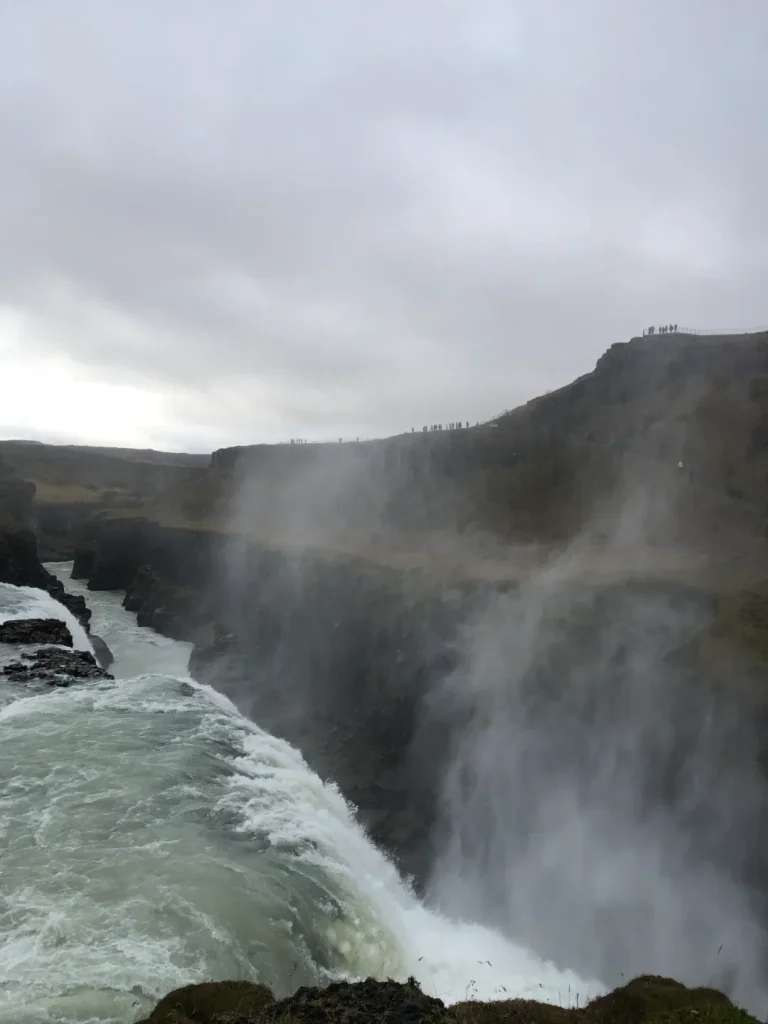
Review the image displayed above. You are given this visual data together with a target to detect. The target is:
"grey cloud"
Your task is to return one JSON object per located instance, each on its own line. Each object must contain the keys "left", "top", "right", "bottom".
{"left": 1, "top": 0, "right": 766, "bottom": 447}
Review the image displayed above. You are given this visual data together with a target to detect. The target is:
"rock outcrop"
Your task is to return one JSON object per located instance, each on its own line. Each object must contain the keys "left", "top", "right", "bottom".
{"left": 0, "top": 454, "right": 93, "bottom": 627}
{"left": 0, "top": 461, "right": 48, "bottom": 588}
{"left": 2, "top": 646, "right": 113, "bottom": 685}
{"left": 139, "top": 980, "right": 275, "bottom": 1024}
{"left": 0, "top": 617, "right": 73, "bottom": 646}
{"left": 138, "top": 975, "right": 754, "bottom": 1024}
{"left": 90, "top": 632, "right": 114, "bottom": 670}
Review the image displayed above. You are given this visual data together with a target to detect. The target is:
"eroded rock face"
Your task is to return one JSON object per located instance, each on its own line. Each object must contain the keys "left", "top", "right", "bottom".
{"left": 0, "top": 617, "right": 72, "bottom": 646}
{"left": 2, "top": 647, "right": 113, "bottom": 685}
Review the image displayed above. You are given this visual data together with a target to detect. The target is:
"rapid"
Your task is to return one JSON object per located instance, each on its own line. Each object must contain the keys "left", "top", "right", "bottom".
{"left": 0, "top": 564, "right": 596, "bottom": 1024}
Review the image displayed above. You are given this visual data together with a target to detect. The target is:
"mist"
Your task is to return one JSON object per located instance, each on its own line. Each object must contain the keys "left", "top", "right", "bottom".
{"left": 206, "top": 348, "right": 768, "bottom": 1015}
{"left": 423, "top": 543, "right": 768, "bottom": 1012}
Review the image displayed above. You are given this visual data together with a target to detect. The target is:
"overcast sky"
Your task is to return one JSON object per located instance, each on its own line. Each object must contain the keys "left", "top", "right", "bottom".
{"left": 1, "top": 1, "right": 766, "bottom": 452}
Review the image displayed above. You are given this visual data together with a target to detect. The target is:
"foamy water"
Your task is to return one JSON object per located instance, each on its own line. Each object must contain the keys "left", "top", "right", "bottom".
{"left": 0, "top": 568, "right": 598, "bottom": 1023}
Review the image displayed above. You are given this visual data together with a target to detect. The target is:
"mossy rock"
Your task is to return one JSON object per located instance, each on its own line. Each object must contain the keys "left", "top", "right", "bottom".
{"left": 139, "top": 976, "right": 757, "bottom": 1024}
{"left": 451, "top": 977, "right": 754, "bottom": 1024}
{"left": 138, "top": 980, "right": 274, "bottom": 1023}
{"left": 261, "top": 977, "right": 452, "bottom": 1023}
{"left": 586, "top": 976, "right": 733, "bottom": 1023}
{"left": 451, "top": 997, "right": 573, "bottom": 1024}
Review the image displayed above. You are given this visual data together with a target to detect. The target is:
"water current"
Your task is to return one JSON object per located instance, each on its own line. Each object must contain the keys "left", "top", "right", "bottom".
{"left": 0, "top": 564, "right": 596, "bottom": 1023}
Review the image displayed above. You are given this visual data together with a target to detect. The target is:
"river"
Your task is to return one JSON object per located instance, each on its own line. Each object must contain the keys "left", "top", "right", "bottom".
{"left": 0, "top": 563, "right": 593, "bottom": 1023}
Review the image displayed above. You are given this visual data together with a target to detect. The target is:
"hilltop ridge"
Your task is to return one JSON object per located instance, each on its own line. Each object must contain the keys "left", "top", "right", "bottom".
{"left": 184, "top": 330, "right": 768, "bottom": 582}
{"left": 3, "top": 330, "right": 768, "bottom": 582}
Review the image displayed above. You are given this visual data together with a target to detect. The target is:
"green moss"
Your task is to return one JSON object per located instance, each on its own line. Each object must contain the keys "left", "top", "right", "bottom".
{"left": 586, "top": 976, "right": 733, "bottom": 1023}
{"left": 138, "top": 980, "right": 274, "bottom": 1023}
{"left": 452, "top": 996, "right": 573, "bottom": 1024}
{"left": 452, "top": 978, "right": 754, "bottom": 1024}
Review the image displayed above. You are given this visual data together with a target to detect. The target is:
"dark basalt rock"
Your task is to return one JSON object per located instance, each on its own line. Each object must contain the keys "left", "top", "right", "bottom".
{"left": 71, "top": 547, "right": 95, "bottom": 580}
{"left": 138, "top": 980, "right": 274, "bottom": 1023}
{"left": 2, "top": 647, "right": 113, "bottom": 685}
{"left": 0, "top": 617, "right": 72, "bottom": 646}
{"left": 0, "top": 527, "right": 51, "bottom": 589}
{"left": 46, "top": 580, "right": 92, "bottom": 630}
{"left": 261, "top": 977, "right": 451, "bottom": 1024}
{"left": 0, "top": 527, "right": 91, "bottom": 629}
{"left": 84, "top": 518, "right": 149, "bottom": 590}
{"left": 90, "top": 632, "right": 114, "bottom": 670}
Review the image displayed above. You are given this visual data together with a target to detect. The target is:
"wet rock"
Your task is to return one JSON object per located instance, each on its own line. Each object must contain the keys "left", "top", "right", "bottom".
{"left": 0, "top": 617, "right": 72, "bottom": 646}
{"left": 90, "top": 633, "right": 114, "bottom": 670}
{"left": 123, "top": 564, "right": 158, "bottom": 612}
{"left": 138, "top": 980, "right": 274, "bottom": 1023}
{"left": 49, "top": 586, "right": 92, "bottom": 630}
{"left": 0, "top": 527, "right": 51, "bottom": 590}
{"left": 71, "top": 547, "right": 95, "bottom": 580}
{"left": 2, "top": 647, "right": 113, "bottom": 684}
{"left": 139, "top": 976, "right": 754, "bottom": 1024}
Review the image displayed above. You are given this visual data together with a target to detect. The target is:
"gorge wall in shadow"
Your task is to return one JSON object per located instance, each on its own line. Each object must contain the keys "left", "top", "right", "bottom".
{"left": 423, "top": 563, "right": 768, "bottom": 1010}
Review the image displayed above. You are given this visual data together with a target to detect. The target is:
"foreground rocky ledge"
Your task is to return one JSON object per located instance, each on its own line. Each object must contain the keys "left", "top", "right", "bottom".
{"left": 138, "top": 976, "right": 755, "bottom": 1024}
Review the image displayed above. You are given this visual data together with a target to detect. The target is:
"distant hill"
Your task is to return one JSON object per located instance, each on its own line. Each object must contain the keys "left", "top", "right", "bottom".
{"left": 0, "top": 441, "right": 209, "bottom": 559}
{"left": 0, "top": 440, "right": 209, "bottom": 468}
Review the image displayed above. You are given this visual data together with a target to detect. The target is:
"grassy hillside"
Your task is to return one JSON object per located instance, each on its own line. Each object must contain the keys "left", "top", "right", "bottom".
{"left": 0, "top": 441, "right": 206, "bottom": 511}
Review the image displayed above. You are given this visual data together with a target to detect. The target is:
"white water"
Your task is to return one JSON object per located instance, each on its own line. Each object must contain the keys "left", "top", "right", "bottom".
{"left": 0, "top": 566, "right": 598, "bottom": 1023}
{"left": 0, "top": 582, "right": 92, "bottom": 651}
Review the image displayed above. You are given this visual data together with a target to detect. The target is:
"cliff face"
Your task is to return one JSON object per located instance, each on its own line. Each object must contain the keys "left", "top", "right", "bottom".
{"left": 13, "top": 332, "right": 768, "bottom": 573}
{"left": 138, "top": 975, "right": 756, "bottom": 1024}
{"left": 0, "top": 455, "right": 49, "bottom": 588}
{"left": 63, "top": 335, "right": 768, "bottom": 879}
{"left": 70, "top": 510, "right": 768, "bottom": 925}
{"left": 208, "top": 332, "right": 768, "bottom": 557}
{"left": 71, "top": 516, "right": 477, "bottom": 879}
{"left": 0, "top": 455, "right": 92, "bottom": 625}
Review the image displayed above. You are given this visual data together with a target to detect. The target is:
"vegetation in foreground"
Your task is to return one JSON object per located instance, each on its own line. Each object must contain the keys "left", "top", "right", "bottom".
{"left": 138, "top": 975, "right": 759, "bottom": 1024}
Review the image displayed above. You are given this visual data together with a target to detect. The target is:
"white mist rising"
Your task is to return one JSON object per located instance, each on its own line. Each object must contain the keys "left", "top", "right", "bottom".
{"left": 425, "top": 546, "right": 768, "bottom": 1013}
